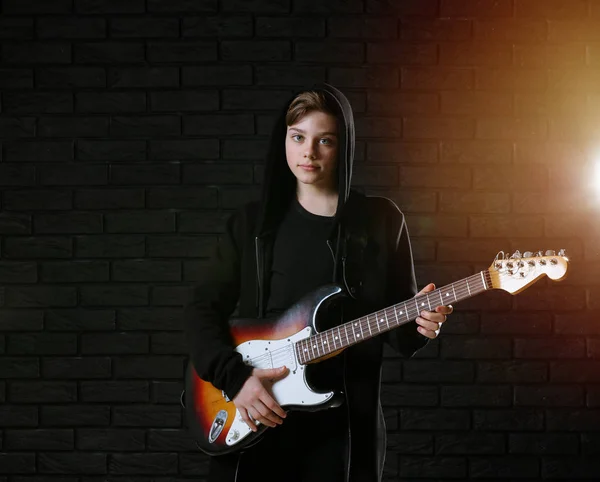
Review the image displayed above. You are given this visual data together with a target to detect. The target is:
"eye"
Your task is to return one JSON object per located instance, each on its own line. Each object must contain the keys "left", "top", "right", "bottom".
{"left": 320, "top": 138, "right": 331, "bottom": 145}
{"left": 292, "top": 134, "right": 303, "bottom": 142}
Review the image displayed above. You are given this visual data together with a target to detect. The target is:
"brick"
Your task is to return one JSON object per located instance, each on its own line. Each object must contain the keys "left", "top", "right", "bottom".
{"left": 442, "top": 385, "right": 511, "bottom": 407}
{"left": 5, "top": 287, "right": 77, "bottom": 308}
{"left": 10, "top": 381, "right": 77, "bottom": 402}
{"left": 147, "top": 41, "right": 216, "bottom": 62}
{"left": 441, "top": 336, "right": 511, "bottom": 359}
{"left": 40, "top": 261, "right": 109, "bottom": 283}
{"left": 222, "top": 0, "right": 289, "bottom": 11}
{"left": 80, "top": 381, "right": 149, "bottom": 402}
{"left": 517, "top": 44, "right": 587, "bottom": 68}
{"left": 5, "top": 141, "right": 73, "bottom": 163}
{"left": 551, "top": 361, "right": 600, "bottom": 382}
{"left": 3, "top": 0, "right": 72, "bottom": 13}
{"left": 75, "top": 235, "right": 145, "bottom": 258}
{"left": 113, "top": 406, "right": 181, "bottom": 427}
{"left": 43, "top": 357, "right": 111, "bottom": 379}
{"left": 108, "top": 67, "right": 179, "bottom": 88}
{"left": 477, "top": 68, "right": 547, "bottom": 91}
{"left": 222, "top": 40, "right": 290, "bottom": 61}
{"left": 150, "top": 139, "right": 218, "bottom": 160}
{"left": 110, "top": 164, "right": 180, "bottom": 185}
{"left": 182, "top": 15, "right": 252, "bottom": 37}
{"left": 110, "top": 453, "right": 178, "bottom": 475}
{"left": 39, "top": 453, "right": 107, "bottom": 474}
{"left": 547, "top": 69, "right": 600, "bottom": 91}
{"left": 77, "top": 428, "right": 145, "bottom": 451}
{"left": 104, "top": 211, "right": 176, "bottom": 233}
{"left": 152, "top": 381, "right": 183, "bottom": 404}
{"left": 151, "top": 286, "right": 190, "bottom": 306}
{"left": 75, "top": 189, "right": 144, "bottom": 210}
{"left": 477, "top": 117, "right": 547, "bottom": 140}
{"left": 178, "top": 211, "right": 230, "bottom": 233}
{"left": 402, "top": 67, "right": 472, "bottom": 90}
{"left": 151, "top": 333, "right": 187, "bottom": 354}
{"left": 367, "top": 42, "right": 437, "bottom": 65}
{"left": 402, "top": 19, "right": 471, "bottom": 41}
{"left": 296, "top": 42, "right": 364, "bottom": 63}
{"left": 147, "top": 188, "right": 218, "bottom": 209}
{"left": 45, "top": 309, "right": 115, "bottom": 331}
{"left": 330, "top": 67, "right": 396, "bottom": 89}
{"left": 475, "top": 19, "right": 546, "bottom": 41}
{"left": 441, "top": 0, "right": 513, "bottom": 17}
{"left": 441, "top": 91, "right": 512, "bottom": 115}
{"left": 4, "top": 189, "right": 72, "bottom": 211}
{"left": 469, "top": 215, "right": 544, "bottom": 237}
{"left": 0, "top": 406, "right": 38, "bottom": 427}
{"left": 471, "top": 456, "right": 539, "bottom": 478}
{"left": 515, "top": 337, "right": 584, "bottom": 359}
{"left": 406, "top": 215, "right": 468, "bottom": 237}
{"left": 543, "top": 456, "right": 600, "bottom": 478}
{"left": 8, "top": 333, "right": 76, "bottom": 355}
{"left": 0, "top": 69, "right": 34, "bottom": 88}
{"left": 41, "top": 405, "right": 110, "bottom": 426}
{"left": 401, "top": 409, "right": 470, "bottom": 430}
{"left": 74, "top": 42, "right": 145, "bottom": 63}
{"left": 474, "top": 409, "right": 544, "bottom": 431}
{"left": 179, "top": 453, "right": 211, "bottom": 475}
{"left": 400, "top": 456, "right": 467, "bottom": 479}
{"left": 328, "top": 17, "right": 395, "bottom": 38}
{"left": 37, "top": 18, "right": 106, "bottom": 38}
{"left": 0, "top": 213, "right": 31, "bottom": 235}
{"left": 353, "top": 165, "right": 398, "bottom": 186}
{"left": 440, "top": 140, "right": 511, "bottom": 164}
{"left": 515, "top": 142, "right": 585, "bottom": 165}
{"left": 222, "top": 139, "right": 270, "bottom": 159}
{"left": 514, "top": 287, "right": 586, "bottom": 312}
{"left": 223, "top": 89, "right": 292, "bottom": 110}
{"left": 184, "top": 114, "right": 253, "bottom": 136}
{"left": 37, "top": 67, "right": 105, "bottom": 89}
{"left": 381, "top": 384, "right": 438, "bottom": 407}
{"left": 5, "top": 429, "right": 73, "bottom": 450}
{"left": 257, "top": 17, "right": 325, "bottom": 37}
{"left": 118, "top": 308, "right": 182, "bottom": 330}
{"left": 588, "top": 387, "right": 600, "bottom": 407}
{"left": 112, "top": 260, "right": 180, "bottom": 282}
{"left": 399, "top": 166, "right": 470, "bottom": 188}
{"left": 0, "top": 357, "right": 39, "bottom": 378}
{"left": 367, "top": 0, "right": 437, "bottom": 15}
{"left": 2, "top": 42, "right": 71, "bottom": 64}
{"left": 367, "top": 142, "right": 437, "bottom": 164}
{"left": 76, "top": 0, "right": 145, "bottom": 13}
{"left": 511, "top": 433, "right": 578, "bottom": 454}
{"left": 481, "top": 313, "right": 552, "bottom": 335}
{"left": 110, "top": 116, "right": 181, "bottom": 137}
{"left": 436, "top": 433, "right": 505, "bottom": 455}
{"left": 583, "top": 433, "right": 600, "bottom": 453}
{"left": 515, "top": 385, "right": 583, "bottom": 407}
{"left": 0, "top": 18, "right": 34, "bottom": 39}
{"left": 549, "top": 117, "right": 600, "bottom": 140}
{"left": 440, "top": 43, "right": 512, "bottom": 67}
{"left": 182, "top": 65, "right": 252, "bottom": 86}
{"left": 79, "top": 139, "right": 146, "bottom": 160}
{"left": 367, "top": 92, "right": 437, "bottom": 114}
{"left": 76, "top": 92, "right": 146, "bottom": 113}
{"left": 547, "top": 409, "right": 600, "bottom": 431}
{"left": 515, "top": 92, "right": 588, "bottom": 116}
{"left": 555, "top": 311, "right": 600, "bottom": 335}
{"left": 516, "top": 0, "right": 588, "bottom": 18}
{"left": 4, "top": 237, "right": 71, "bottom": 259}
{"left": 38, "top": 164, "right": 108, "bottom": 186}
{"left": 110, "top": 18, "right": 179, "bottom": 38}
{"left": 439, "top": 192, "right": 509, "bottom": 214}
{"left": 150, "top": 90, "right": 218, "bottom": 112}
{"left": 0, "top": 311, "right": 43, "bottom": 331}
{"left": 3, "top": 92, "right": 73, "bottom": 114}
{"left": 80, "top": 286, "right": 148, "bottom": 306}
{"left": 0, "top": 454, "right": 36, "bottom": 474}
{"left": 147, "top": 429, "right": 197, "bottom": 451}
{"left": 147, "top": 0, "right": 216, "bottom": 11}
{"left": 220, "top": 187, "right": 261, "bottom": 208}
{"left": 38, "top": 117, "right": 109, "bottom": 138}
{"left": 473, "top": 166, "right": 547, "bottom": 191}
{"left": 403, "top": 118, "right": 474, "bottom": 139}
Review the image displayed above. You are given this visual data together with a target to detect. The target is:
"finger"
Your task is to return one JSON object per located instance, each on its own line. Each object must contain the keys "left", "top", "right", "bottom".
{"left": 239, "top": 407, "right": 258, "bottom": 432}
{"left": 420, "top": 311, "right": 447, "bottom": 324}
{"left": 416, "top": 283, "right": 436, "bottom": 296}
{"left": 435, "top": 305, "right": 453, "bottom": 315}
{"left": 415, "top": 316, "right": 442, "bottom": 332}
{"left": 256, "top": 366, "right": 288, "bottom": 382}
{"left": 417, "top": 326, "right": 438, "bottom": 339}
{"left": 254, "top": 399, "right": 282, "bottom": 427}
{"left": 262, "top": 392, "right": 287, "bottom": 419}
{"left": 247, "top": 408, "right": 266, "bottom": 429}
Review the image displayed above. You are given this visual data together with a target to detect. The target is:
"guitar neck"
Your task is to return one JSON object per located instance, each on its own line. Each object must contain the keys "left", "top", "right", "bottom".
{"left": 297, "top": 269, "right": 492, "bottom": 364}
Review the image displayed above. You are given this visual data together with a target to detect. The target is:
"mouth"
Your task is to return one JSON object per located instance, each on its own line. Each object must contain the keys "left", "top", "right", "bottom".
{"left": 299, "top": 164, "right": 318, "bottom": 171}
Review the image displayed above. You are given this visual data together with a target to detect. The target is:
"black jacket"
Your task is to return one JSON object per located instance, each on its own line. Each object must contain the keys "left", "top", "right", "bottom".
{"left": 183, "top": 83, "right": 428, "bottom": 482}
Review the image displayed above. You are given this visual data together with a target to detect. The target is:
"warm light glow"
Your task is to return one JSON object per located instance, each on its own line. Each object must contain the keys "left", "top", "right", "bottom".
{"left": 595, "top": 161, "right": 600, "bottom": 199}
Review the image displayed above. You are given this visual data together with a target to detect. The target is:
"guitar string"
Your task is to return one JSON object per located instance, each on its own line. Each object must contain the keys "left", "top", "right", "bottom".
{"left": 244, "top": 269, "right": 532, "bottom": 367}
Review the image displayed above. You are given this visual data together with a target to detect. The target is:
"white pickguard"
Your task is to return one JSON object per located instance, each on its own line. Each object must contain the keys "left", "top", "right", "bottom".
{"left": 225, "top": 327, "right": 335, "bottom": 447}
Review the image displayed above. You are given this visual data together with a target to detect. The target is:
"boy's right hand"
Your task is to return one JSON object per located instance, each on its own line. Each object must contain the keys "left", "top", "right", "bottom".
{"left": 233, "top": 366, "right": 289, "bottom": 432}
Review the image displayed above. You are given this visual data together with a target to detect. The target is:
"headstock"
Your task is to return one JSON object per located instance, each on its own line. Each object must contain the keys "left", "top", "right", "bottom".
{"left": 487, "top": 249, "right": 569, "bottom": 294}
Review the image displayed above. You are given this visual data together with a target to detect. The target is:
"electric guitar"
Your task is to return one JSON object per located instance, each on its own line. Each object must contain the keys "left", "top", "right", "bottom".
{"left": 185, "top": 250, "right": 569, "bottom": 455}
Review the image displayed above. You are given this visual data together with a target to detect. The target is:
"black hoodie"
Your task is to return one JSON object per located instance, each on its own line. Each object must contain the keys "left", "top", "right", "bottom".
{"left": 184, "top": 83, "right": 428, "bottom": 482}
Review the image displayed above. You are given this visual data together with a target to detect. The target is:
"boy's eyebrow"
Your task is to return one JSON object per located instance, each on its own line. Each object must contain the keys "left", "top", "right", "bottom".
{"left": 288, "top": 127, "right": 338, "bottom": 136}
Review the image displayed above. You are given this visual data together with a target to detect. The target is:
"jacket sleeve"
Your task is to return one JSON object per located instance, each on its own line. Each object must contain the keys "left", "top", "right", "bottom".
{"left": 183, "top": 208, "right": 253, "bottom": 400}
{"left": 384, "top": 203, "right": 429, "bottom": 358}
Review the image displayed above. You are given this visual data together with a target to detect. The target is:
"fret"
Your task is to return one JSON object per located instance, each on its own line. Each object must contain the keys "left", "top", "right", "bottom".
{"left": 480, "top": 271, "right": 487, "bottom": 290}
{"left": 451, "top": 283, "right": 457, "bottom": 302}
{"left": 438, "top": 289, "right": 444, "bottom": 306}
{"left": 351, "top": 322, "right": 358, "bottom": 341}
{"left": 384, "top": 310, "right": 390, "bottom": 329}
{"left": 426, "top": 294, "right": 431, "bottom": 311}
{"left": 335, "top": 326, "right": 340, "bottom": 349}
{"left": 393, "top": 305, "right": 399, "bottom": 325}
{"left": 344, "top": 324, "right": 349, "bottom": 345}
{"left": 367, "top": 314, "right": 373, "bottom": 336}
{"left": 358, "top": 320, "right": 364, "bottom": 339}
{"left": 466, "top": 279, "right": 471, "bottom": 296}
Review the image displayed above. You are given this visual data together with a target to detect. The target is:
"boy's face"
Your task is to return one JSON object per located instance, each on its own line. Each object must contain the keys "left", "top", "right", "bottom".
{"left": 285, "top": 110, "right": 339, "bottom": 191}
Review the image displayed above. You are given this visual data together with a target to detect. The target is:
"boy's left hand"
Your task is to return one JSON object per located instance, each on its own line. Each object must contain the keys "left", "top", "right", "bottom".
{"left": 414, "top": 283, "right": 453, "bottom": 339}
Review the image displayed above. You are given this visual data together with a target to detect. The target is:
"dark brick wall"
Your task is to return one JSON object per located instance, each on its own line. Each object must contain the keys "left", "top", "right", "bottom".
{"left": 0, "top": 0, "right": 599, "bottom": 480}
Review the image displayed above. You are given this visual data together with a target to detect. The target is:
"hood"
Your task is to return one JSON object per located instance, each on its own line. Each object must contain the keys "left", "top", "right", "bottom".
{"left": 255, "top": 83, "right": 356, "bottom": 238}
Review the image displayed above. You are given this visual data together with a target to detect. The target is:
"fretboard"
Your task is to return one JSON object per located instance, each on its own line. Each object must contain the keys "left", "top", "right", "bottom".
{"left": 296, "top": 269, "right": 492, "bottom": 365}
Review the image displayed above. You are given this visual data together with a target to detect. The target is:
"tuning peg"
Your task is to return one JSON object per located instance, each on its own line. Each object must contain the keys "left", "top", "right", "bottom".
{"left": 545, "top": 250, "right": 556, "bottom": 256}
{"left": 511, "top": 250, "right": 522, "bottom": 259}
{"left": 558, "top": 248, "right": 567, "bottom": 257}
{"left": 535, "top": 251, "right": 543, "bottom": 257}
{"left": 523, "top": 251, "right": 533, "bottom": 258}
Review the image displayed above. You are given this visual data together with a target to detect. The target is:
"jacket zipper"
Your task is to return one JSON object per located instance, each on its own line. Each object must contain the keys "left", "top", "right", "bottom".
{"left": 326, "top": 238, "right": 352, "bottom": 482}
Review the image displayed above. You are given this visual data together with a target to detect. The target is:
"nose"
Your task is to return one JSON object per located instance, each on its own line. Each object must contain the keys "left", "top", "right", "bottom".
{"left": 304, "top": 141, "right": 317, "bottom": 160}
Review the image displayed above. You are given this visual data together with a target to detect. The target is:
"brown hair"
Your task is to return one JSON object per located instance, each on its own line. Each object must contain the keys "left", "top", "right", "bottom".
{"left": 285, "top": 91, "right": 335, "bottom": 126}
